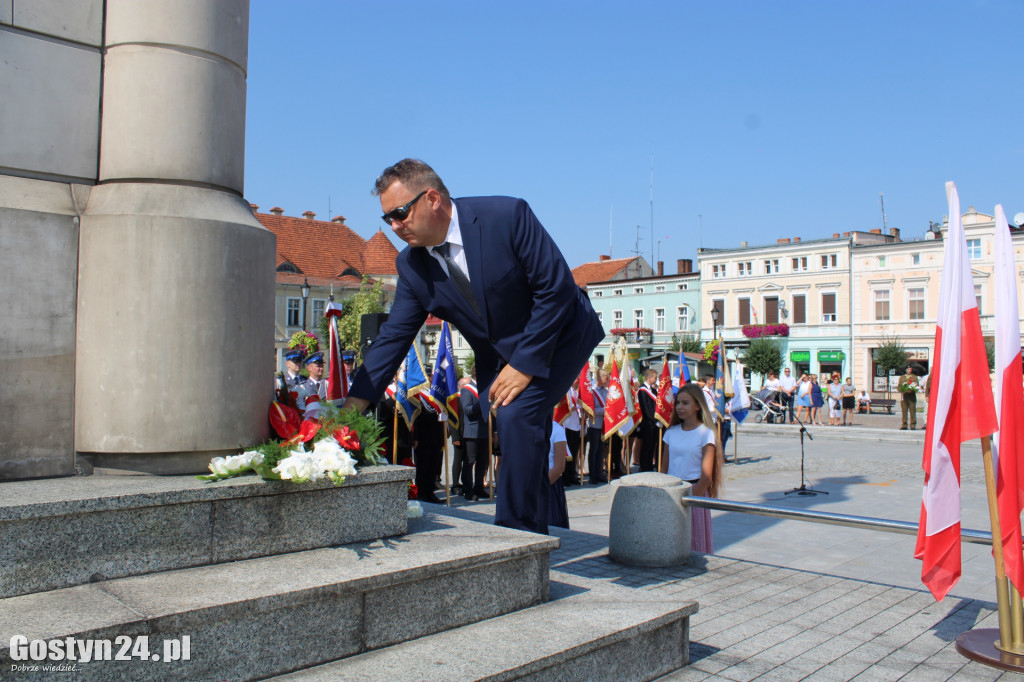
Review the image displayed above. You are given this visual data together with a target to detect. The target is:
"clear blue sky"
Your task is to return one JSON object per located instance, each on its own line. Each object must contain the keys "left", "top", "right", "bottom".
{"left": 245, "top": 0, "right": 1024, "bottom": 272}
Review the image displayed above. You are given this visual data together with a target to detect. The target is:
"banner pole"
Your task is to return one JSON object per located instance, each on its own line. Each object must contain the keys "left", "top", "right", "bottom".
{"left": 392, "top": 403, "right": 399, "bottom": 466}
{"left": 658, "top": 429, "right": 664, "bottom": 472}
{"left": 443, "top": 420, "right": 450, "bottom": 506}
{"left": 488, "top": 406, "right": 495, "bottom": 499}
{"left": 980, "top": 434, "right": 1016, "bottom": 651}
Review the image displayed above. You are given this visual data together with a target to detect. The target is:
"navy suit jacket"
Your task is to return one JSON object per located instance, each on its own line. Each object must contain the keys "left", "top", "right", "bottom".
{"left": 350, "top": 196, "right": 604, "bottom": 405}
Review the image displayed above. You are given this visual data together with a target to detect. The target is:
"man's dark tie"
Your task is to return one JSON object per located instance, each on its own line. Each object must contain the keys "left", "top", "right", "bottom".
{"left": 433, "top": 242, "right": 480, "bottom": 315}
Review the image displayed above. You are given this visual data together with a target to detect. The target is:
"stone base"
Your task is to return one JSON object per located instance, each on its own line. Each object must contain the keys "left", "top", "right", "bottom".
{"left": 0, "top": 513, "right": 557, "bottom": 681}
{"left": 0, "top": 467, "right": 411, "bottom": 598}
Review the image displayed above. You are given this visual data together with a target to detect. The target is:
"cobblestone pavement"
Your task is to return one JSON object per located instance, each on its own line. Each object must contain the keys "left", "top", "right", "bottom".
{"left": 440, "top": 420, "right": 1018, "bottom": 680}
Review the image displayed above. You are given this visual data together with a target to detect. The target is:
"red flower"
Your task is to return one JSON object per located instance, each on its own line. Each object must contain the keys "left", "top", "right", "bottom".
{"left": 400, "top": 457, "right": 414, "bottom": 468}
{"left": 408, "top": 482, "right": 418, "bottom": 500}
{"left": 269, "top": 401, "right": 301, "bottom": 439}
{"left": 333, "top": 426, "right": 361, "bottom": 451}
{"left": 286, "top": 419, "right": 321, "bottom": 445}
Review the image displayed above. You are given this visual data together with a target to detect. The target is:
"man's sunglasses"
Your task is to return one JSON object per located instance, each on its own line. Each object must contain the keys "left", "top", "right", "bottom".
{"left": 381, "top": 191, "right": 426, "bottom": 226}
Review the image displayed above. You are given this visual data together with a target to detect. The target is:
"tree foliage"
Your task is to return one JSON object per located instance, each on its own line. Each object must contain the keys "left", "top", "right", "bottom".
{"left": 874, "top": 334, "right": 908, "bottom": 375}
{"left": 316, "top": 278, "right": 386, "bottom": 362}
{"left": 742, "top": 338, "right": 784, "bottom": 379}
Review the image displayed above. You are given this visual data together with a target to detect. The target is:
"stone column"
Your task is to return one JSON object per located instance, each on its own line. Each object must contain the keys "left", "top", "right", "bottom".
{"left": 75, "top": 0, "right": 275, "bottom": 474}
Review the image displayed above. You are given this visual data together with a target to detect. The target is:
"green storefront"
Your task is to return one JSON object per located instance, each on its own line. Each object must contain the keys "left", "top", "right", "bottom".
{"left": 788, "top": 349, "right": 845, "bottom": 378}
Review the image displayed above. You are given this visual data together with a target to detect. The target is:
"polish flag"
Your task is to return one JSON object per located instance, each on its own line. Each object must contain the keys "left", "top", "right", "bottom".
{"left": 553, "top": 389, "right": 576, "bottom": 425}
{"left": 914, "top": 182, "right": 998, "bottom": 601}
{"left": 994, "top": 204, "right": 1024, "bottom": 594}
{"left": 655, "top": 360, "right": 675, "bottom": 427}
{"left": 325, "top": 302, "right": 348, "bottom": 401}
{"left": 603, "top": 358, "right": 631, "bottom": 441}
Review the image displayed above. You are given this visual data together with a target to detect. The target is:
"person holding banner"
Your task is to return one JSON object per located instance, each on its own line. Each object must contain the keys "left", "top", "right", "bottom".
{"left": 344, "top": 159, "right": 603, "bottom": 535}
{"left": 660, "top": 383, "right": 722, "bottom": 553}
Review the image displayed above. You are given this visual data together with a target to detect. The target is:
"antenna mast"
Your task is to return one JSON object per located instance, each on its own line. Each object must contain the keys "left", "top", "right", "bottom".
{"left": 880, "top": 192, "right": 888, "bottom": 232}
{"left": 609, "top": 205, "right": 613, "bottom": 258}
{"left": 650, "top": 153, "right": 655, "bottom": 267}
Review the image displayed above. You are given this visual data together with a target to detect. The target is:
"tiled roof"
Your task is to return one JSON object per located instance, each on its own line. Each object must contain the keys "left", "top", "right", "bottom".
{"left": 363, "top": 230, "right": 401, "bottom": 274}
{"left": 571, "top": 257, "right": 639, "bottom": 287}
{"left": 256, "top": 211, "right": 399, "bottom": 280}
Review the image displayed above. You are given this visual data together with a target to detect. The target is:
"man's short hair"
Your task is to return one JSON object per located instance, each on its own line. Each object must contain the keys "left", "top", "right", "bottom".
{"left": 372, "top": 158, "right": 450, "bottom": 201}
{"left": 703, "top": 374, "right": 715, "bottom": 383}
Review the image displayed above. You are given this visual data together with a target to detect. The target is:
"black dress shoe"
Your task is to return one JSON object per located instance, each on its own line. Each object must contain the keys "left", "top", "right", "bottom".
{"left": 590, "top": 476, "right": 607, "bottom": 484}
{"left": 462, "top": 492, "right": 476, "bottom": 502}
{"left": 418, "top": 493, "right": 442, "bottom": 504}
{"left": 450, "top": 485, "right": 463, "bottom": 496}
{"left": 473, "top": 488, "right": 491, "bottom": 499}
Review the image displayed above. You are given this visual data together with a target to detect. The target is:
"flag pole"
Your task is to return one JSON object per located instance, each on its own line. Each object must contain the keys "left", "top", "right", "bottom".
{"left": 658, "top": 429, "right": 664, "bottom": 472}
{"left": 392, "top": 403, "right": 399, "bottom": 466}
{"left": 979, "top": 434, "right": 1019, "bottom": 652}
{"left": 488, "top": 405, "right": 496, "bottom": 498}
{"left": 443, "top": 420, "right": 451, "bottom": 506}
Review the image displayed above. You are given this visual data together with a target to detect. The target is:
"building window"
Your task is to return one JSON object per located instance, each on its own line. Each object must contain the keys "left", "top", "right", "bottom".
{"left": 975, "top": 285, "right": 983, "bottom": 314}
{"left": 821, "top": 254, "right": 837, "bottom": 270}
{"left": 655, "top": 285, "right": 665, "bottom": 292}
{"left": 633, "top": 309, "right": 644, "bottom": 327}
{"left": 655, "top": 308, "right": 665, "bottom": 332}
{"left": 821, "top": 293, "right": 837, "bottom": 323}
{"left": 738, "top": 298, "right": 750, "bottom": 326}
{"left": 677, "top": 306, "right": 690, "bottom": 332}
{"left": 912, "top": 253, "right": 921, "bottom": 265}
{"left": 597, "top": 311, "right": 603, "bottom": 323}
{"left": 677, "top": 283, "right": 687, "bottom": 290}
{"left": 764, "top": 259, "right": 779, "bottom": 274}
{"left": 764, "top": 297, "right": 779, "bottom": 324}
{"left": 967, "top": 239, "right": 981, "bottom": 260}
{"left": 909, "top": 288, "right": 925, "bottom": 320}
{"left": 792, "top": 294, "right": 806, "bottom": 324}
{"left": 634, "top": 287, "right": 644, "bottom": 294}
{"left": 613, "top": 289, "right": 622, "bottom": 296}
{"left": 594, "top": 291, "right": 603, "bottom": 297}
{"left": 287, "top": 298, "right": 301, "bottom": 327}
{"left": 738, "top": 261, "right": 752, "bottom": 276}
{"left": 712, "top": 299, "right": 725, "bottom": 326}
{"left": 312, "top": 299, "right": 327, "bottom": 327}
{"left": 613, "top": 310, "right": 623, "bottom": 327}
{"left": 791, "top": 256, "right": 808, "bottom": 272}
{"left": 878, "top": 256, "right": 886, "bottom": 268}
{"left": 874, "top": 290, "right": 890, "bottom": 321}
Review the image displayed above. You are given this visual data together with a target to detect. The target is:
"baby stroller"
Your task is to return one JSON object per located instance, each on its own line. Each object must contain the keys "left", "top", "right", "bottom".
{"left": 752, "top": 388, "right": 786, "bottom": 424}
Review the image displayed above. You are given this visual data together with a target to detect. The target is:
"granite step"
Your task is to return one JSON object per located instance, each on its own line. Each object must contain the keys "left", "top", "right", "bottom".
{"left": 0, "top": 466, "right": 412, "bottom": 598}
{"left": 0, "top": 513, "right": 556, "bottom": 681}
{"left": 272, "top": 573, "right": 699, "bottom": 682}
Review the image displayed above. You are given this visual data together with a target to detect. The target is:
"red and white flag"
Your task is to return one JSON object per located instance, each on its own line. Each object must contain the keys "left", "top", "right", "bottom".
{"left": 578, "top": 363, "right": 595, "bottom": 420}
{"left": 994, "top": 204, "right": 1024, "bottom": 594}
{"left": 553, "top": 389, "right": 576, "bottom": 425}
{"left": 603, "top": 358, "right": 631, "bottom": 441}
{"left": 617, "top": 352, "right": 640, "bottom": 437}
{"left": 914, "top": 182, "right": 998, "bottom": 601}
{"left": 325, "top": 302, "right": 348, "bottom": 401}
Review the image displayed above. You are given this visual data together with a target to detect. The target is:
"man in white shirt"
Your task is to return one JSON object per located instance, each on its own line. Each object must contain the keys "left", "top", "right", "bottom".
{"left": 778, "top": 367, "right": 797, "bottom": 424}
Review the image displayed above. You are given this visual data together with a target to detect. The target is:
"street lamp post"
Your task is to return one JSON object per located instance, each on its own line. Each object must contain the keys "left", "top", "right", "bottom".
{"left": 711, "top": 304, "right": 720, "bottom": 347}
{"left": 301, "top": 278, "right": 311, "bottom": 331}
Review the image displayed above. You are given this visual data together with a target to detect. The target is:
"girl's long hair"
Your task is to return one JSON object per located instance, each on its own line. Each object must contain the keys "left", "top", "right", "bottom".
{"left": 670, "top": 383, "right": 724, "bottom": 497}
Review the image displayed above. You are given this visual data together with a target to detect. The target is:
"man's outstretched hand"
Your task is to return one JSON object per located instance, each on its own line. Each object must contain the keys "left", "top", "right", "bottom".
{"left": 488, "top": 365, "right": 533, "bottom": 408}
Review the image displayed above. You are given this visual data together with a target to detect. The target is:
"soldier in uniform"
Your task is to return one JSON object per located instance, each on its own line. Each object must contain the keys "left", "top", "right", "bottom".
{"left": 297, "top": 351, "right": 327, "bottom": 420}
{"left": 897, "top": 365, "right": 920, "bottom": 430}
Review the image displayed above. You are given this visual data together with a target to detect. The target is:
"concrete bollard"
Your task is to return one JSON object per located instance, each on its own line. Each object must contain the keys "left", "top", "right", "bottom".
{"left": 609, "top": 472, "right": 692, "bottom": 567}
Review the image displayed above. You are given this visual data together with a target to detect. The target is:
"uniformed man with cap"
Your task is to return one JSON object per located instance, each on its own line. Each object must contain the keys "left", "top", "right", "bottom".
{"left": 297, "top": 351, "right": 327, "bottom": 420}
{"left": 283, "top": 349, "right": 306, "bottom": 389}
{"left": 342, "top": 351, "right": 356, "bottom": 391}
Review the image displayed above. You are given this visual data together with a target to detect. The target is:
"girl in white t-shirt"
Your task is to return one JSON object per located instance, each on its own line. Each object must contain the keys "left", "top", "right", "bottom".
{"left": 659, "top": 383, "right": 722, "bottom": 553}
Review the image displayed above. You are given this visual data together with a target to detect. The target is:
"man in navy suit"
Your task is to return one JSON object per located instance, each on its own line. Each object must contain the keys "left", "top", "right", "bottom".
{"left": 343, "top": 159, "right": 604, "bottom": 534}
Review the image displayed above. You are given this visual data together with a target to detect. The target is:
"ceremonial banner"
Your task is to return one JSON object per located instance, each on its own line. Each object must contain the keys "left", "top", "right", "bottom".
{"left": 553, "top": 390, "right": 575, "bottom": 425}
{"left": 603, "top": 358, "right": 631, "bottom": 441}
{"left": 617, "top": 349, "right": 639, "bottom": 437}
{"left": 422, "top": 322, "right": 460, "bottom": 429}
{"left": 578, "top": 363, "right": 595, "bottom": 419}
{"left": 729, "top": 361, "right": 751, "bottom": 424}
{"left": 395, "top": 344, "right": 429, "bottom": 429}
{"left": 655, "top": 361, "right": 675, "bottom": 427}
{"left": 325, "top": 301, "right": 348, "bottom": 401}
{"left": 914, "top": 182, "right": 998, "bottom": 601}
{"left": 994, "top": 204, "right": 1024, "bottom": 594}
{"left": 712, "top": 341, "right": 727, "bottom": 419}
